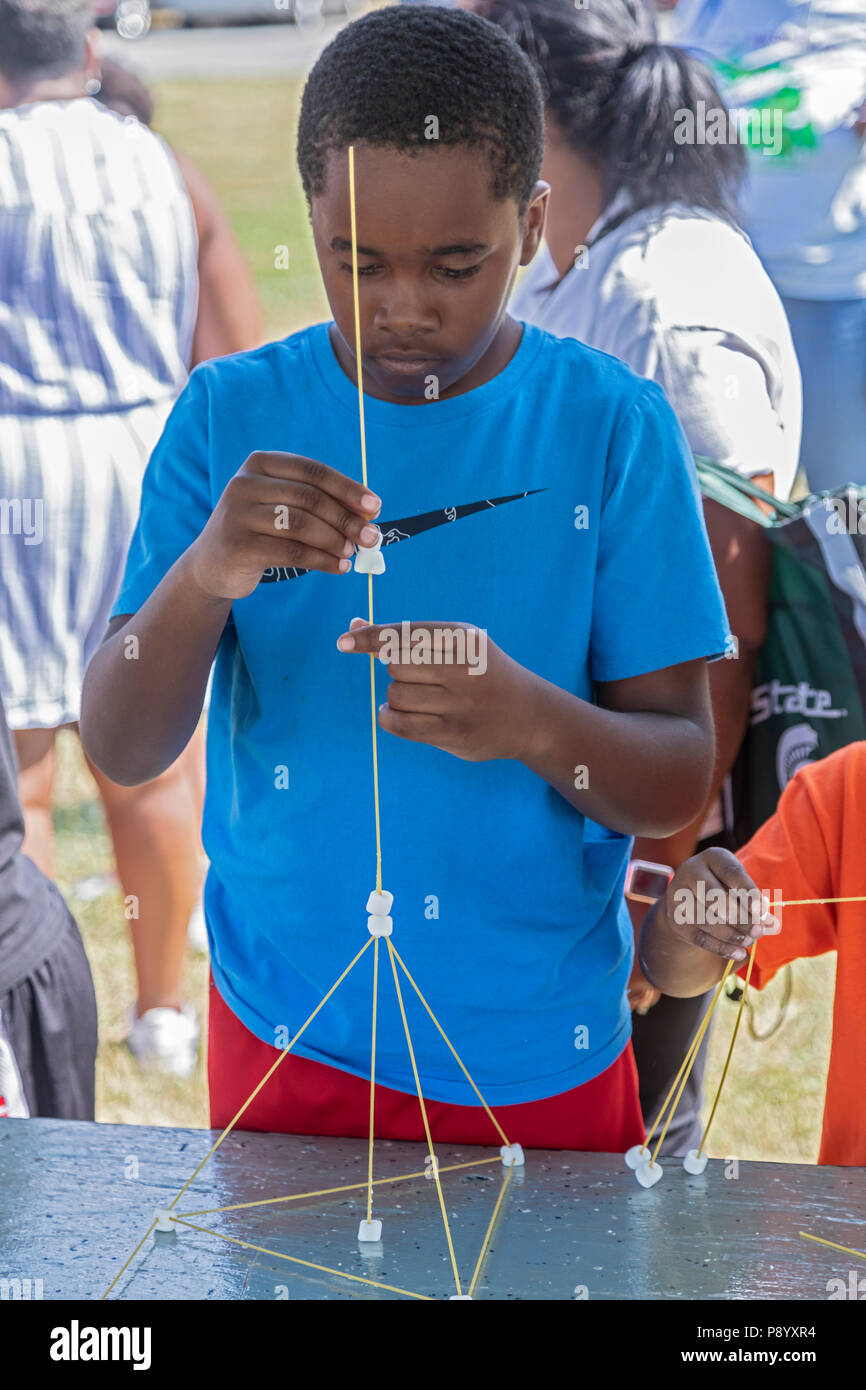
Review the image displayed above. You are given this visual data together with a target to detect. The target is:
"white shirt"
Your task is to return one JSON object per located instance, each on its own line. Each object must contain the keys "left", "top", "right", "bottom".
{"left": 673, "top": 0, "right": 866, "bottom": 298}
{"left": 512, "top": 203, "right": 802, "bottom": 498}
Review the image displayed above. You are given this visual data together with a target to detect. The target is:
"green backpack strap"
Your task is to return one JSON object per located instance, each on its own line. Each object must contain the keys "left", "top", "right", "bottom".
{"left": 694, "top": 456, "right": 799, "bottom": 526}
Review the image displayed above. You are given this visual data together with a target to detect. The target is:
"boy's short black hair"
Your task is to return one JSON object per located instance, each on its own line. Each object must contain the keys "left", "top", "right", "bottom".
{"left": 297, "top": 5, "right": 544, "bottom": 213}
{"left": 0, "top": 0, "right": 92, "bottom": 81}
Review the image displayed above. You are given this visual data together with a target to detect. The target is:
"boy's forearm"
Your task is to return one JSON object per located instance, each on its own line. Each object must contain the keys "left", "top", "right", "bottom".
{"left": 81, "top": 550, "right": 231, "bottom": 785}
{"left": 517, "top": 677, "right": 713, "bottom": 838}
{"left": 638, "top": 900, "right": 728, "bottom": 998}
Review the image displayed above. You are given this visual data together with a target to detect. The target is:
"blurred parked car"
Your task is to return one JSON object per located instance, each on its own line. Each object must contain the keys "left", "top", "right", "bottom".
{"left": 93, "top": 0, "right": 152, "bottom": 38}
{"left": 92, "top": 0, "right": 355, "bottom": 31}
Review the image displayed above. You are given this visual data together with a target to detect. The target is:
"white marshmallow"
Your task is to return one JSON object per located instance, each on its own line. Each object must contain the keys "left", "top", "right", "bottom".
{"left": 500, "top": 1143, "right": 525, "bottom": 1167}
{"left": 358, "top": 1218, "right": 382, "bottom": 1242}
{"left": 367, "top": 915, "right": 393, "bottom": 938}
{"left": 354, "top": 533, "right": 385, "bottom": 575}
{"left": 154, "top": 1208, "right": 176, "bottom": 1234}
{"left": 683, "top": 1148, "right": 709, "bottom": 1175}
{"left": 366, "top": 889, "right": 394, "bottom": 915}
{"left": 624, "top": 1143, "right": 651, "bottom": 1171}
{"left": 635, "top": 1159, "right": 663, "bottom": 1188}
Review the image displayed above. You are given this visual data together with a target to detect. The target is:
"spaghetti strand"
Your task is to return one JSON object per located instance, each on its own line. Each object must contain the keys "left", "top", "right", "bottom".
{"left": 174, "top": 1156, "right": 502, "bottom": 1220}
{"left": 644, "top": 959, "right": 735, "bottom": 1154}
{"left": 171, "top": 1218, "right": 433, "bottom": 1299}
{"left": 649, "top": 960, "right": 735, "bottom": 1166}
{"left": 392, "top": 943, "right": 511, "bottom": 1147}
{"left": 387, "top": 937, "right": 464, "bottom": 1296}
{"left": 348, "top": 144, "right": 384, "bottom": 894}
{"left": 467, "top": 1158, "right": 516, "bottom": 1298}
{"left": 696, "top": 942, "right": 757, "bottom": 1158}
{"left": 366, "top": 935, "right": 379, "bottom": 1224}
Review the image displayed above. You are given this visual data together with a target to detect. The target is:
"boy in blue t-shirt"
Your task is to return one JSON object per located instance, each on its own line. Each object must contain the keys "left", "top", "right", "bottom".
{"left": 81, "top": 7, "right": 730, "bottom": 1150}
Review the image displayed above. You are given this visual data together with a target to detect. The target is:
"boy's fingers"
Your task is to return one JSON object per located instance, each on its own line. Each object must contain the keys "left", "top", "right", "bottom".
{"left": 671, "top": 859, "right": 781, "bottom": 950}
{"left": 248, "top": 504, "right": 357, "bottom": 559}
{"left": 702, "top": 846, "right": 763, "bottom": 904}
{"left": 691, "top": 928, "right": 750, "bottom": 962}
{"left": 253, "top": 536, "right": 353, "bottom": 576}
{"left": 670, "top": 868, "right": 744, "bottom": 935}
{"left": 242, "top": 475, "right": 382, "bottom": 546}
{"left": 244, "top": 451, "right": 381, "bottom": 519}
{"left": 336, "top": 622, "right": 388, "bottom": 655}
{"left": 680, "top": 848, "right": 775, "bottom": 928}
{"left": 385, "top": 680, "right": 449, "bottom": 714}
{"left": 336, "top": 621, "right": 467, "bottom": 678}
{"left": 668, "top": 866, "right": 728, "bottom": 915}
{"left": 377, "top": 704, "right": 445, "bottom": 745}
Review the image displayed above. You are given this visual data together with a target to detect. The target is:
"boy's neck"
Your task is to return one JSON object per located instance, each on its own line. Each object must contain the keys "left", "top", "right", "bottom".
{"left": 329, "top": 314, "right": 524, "bottom": 405}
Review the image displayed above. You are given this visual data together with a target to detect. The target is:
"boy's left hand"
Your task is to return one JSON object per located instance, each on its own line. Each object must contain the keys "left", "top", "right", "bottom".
{"left": 336, "top": 619, "right": 538, "bottom": 761}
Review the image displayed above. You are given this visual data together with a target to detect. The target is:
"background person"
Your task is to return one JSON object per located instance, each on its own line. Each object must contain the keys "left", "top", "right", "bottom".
{"left": 0, "top": 0, "right": 202, "bottom": 1076}
{"left": 0, "top": 686, "right": 97, "bottom": 1121}
{"left": 486, "top": 0, "right": 802, "bottom": 1154}
{"left": 640, "top": 742, "right": 866, "bottom": 1165}
{"left": 673, "top": 0, "right": 866, "bottom": 492}
{"left": 97, "top": 57, "right": 264, "bottom": 365}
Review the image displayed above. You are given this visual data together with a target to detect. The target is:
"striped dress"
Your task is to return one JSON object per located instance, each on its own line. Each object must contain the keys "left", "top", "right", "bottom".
{"left": 0, "top": 98, "right": 197, "bottom": 729}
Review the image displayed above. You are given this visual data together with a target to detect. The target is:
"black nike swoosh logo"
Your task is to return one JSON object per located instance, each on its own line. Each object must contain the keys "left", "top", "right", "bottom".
{"left": 259, "top": 489, "right": 546, "bottom": 583}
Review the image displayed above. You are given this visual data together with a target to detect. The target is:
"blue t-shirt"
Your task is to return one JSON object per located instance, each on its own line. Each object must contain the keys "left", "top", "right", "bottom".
{"left": 113, "top": 321, "right": 730, "bottom": 1106}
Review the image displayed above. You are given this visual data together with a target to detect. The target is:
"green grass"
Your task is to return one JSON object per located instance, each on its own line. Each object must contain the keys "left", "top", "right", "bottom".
{"left": 152, "top": 76, "right": 329, "bottom": 340}
{"left": 701, "top": 953, "right": 834, "bottom": 1163}
{"left": 64, "top": 77, "right": 835, "bottom": 1161}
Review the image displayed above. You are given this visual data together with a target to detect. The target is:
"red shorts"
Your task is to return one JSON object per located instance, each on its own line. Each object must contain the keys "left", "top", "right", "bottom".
{"left": 208, "top": 976, "right": 644, "bottom": 1152}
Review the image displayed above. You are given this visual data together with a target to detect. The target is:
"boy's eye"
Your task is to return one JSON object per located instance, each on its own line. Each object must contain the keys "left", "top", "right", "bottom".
{"left": 337, "top": 262, "right": 482, "bottom": 281}
{"left": 435, "top": 264, "right": 482, "bottom": 280}
{"left": 339, "top": 261, "right": 381, "bottom": 277}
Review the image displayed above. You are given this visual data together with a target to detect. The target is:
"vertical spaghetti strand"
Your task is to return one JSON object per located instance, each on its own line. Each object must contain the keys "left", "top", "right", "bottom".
{"left": 347, "top": 145, "right": 370, "bottom": 497}
{"left": 695, "top": 942, "right": 757, "bottom": 1158}
{"left": 649, "top": 959, "right": 735, "bottom": 1166}
{"left": 644, "top": 958, "right": 735, "bottom": 1152}
{"left": 386, "top": 937, "right": 464, "bottom": 1296}
{"left": 366, "top": 935, "right": 380, "bottom": 1224}
{"left": 644, "top": 1025, "right": 704, "bottom": 1148}
{"left": 391, "top": 944, "right": 511, "bottom": 1147}
{"left": 467, "top": 1158, "right": 517, "bottom": 1298}
{"left": 348, "top": 144, "right": 383, "bottom": 894}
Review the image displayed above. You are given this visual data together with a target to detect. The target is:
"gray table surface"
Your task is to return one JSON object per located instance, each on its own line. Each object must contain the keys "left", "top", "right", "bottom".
{"left": 1, "top": 1117, "right": 864, "bottom": 1300}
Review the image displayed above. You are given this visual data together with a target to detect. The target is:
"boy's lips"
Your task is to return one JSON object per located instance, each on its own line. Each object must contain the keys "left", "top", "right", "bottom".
{"left": 375, "top": 351, "right": 446, "bottom": 376}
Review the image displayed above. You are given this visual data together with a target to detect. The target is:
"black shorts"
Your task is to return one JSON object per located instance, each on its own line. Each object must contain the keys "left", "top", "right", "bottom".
{"left": 0, "top": 908, "right": 97, "bottom": 1121}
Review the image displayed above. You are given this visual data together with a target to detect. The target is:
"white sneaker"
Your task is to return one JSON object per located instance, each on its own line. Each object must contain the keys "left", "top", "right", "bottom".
{"left": 187, "top": 895, "right": 209, "bottom": 955}
{"left": 126, "top": 1004, "right": 199, "bottom": 1079}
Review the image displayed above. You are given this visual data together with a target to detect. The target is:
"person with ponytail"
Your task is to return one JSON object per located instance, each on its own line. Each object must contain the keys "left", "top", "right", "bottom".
{"left": 673, "top": 0, "right": 866, "bottom": 494}
{"left": 484, "top": 0, "right": 803, "bottom": 1157}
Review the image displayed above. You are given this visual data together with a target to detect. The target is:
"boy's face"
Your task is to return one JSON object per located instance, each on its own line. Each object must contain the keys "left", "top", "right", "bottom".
{"left": 311, "top": 143, "right": 547, "bottom": 403}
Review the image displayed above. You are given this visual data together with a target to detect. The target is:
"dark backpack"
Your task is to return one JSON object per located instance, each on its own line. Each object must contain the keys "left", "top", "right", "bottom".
{"left": 696, "top": 458, "right": 866, "bottom": 847}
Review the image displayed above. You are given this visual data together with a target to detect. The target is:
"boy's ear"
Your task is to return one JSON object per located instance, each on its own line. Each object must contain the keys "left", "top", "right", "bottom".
{"left": 519, "top": 181, "right": 549, "bottom": 266}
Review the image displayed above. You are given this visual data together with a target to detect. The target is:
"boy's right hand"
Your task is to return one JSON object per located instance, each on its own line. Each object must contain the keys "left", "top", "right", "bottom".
{"left": 187, "top": 451, "right": 383, "bottom": 601}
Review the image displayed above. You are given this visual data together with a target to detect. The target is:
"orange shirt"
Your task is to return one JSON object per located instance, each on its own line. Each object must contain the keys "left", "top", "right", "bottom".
{"left": 738, "top": 742, "right": 866, "bottom": 1165}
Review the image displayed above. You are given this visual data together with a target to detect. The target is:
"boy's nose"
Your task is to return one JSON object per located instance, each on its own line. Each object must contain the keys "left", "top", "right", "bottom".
{"left": 373, "top": 292, "right": 438, "bottom": 338}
